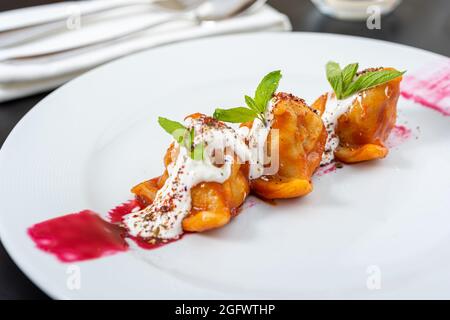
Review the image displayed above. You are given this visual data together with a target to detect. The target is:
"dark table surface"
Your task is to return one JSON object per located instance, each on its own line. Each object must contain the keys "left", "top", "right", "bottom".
{"left": 0, "top": 0, "right": 449, "bottom": 300}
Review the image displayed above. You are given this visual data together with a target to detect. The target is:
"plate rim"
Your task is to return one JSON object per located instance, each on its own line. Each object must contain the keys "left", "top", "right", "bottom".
{"left": 0, "top": 31, "right": 447, "bottom": 299}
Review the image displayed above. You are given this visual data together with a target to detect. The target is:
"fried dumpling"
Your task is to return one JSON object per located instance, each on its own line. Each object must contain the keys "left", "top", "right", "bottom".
{"left": 244, "top": 92, "right": 327, "bottom": 199}
{"left": 315, "top": 68, "right": 402, "bottom": 164}
{"left": 131, "top": 115, "right": 250, "bottom": 234}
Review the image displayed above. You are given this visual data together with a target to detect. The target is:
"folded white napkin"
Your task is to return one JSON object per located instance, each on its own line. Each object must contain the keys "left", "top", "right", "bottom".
{"left": 0, "top": 5, "right": 291, "bottom": 103}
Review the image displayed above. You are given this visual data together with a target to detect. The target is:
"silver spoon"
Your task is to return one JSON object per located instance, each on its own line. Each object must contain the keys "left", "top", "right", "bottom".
{"left": 0, "top": 0, "right": 267, "bottom": 60}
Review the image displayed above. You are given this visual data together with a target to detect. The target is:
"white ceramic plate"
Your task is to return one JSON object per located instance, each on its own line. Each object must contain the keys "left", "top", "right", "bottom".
{"left": 0, "top": 33, "right": 449, "bottom": 299}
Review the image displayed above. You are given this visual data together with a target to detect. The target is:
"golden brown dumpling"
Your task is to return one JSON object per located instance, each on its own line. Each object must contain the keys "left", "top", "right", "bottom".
{"left": 131, "top": 115, "right": 250, "bottom": 233}
{"left": 315, "top": 68, "right": 402, "bottom": 163}
{"left": 245, "top": 92, "right": 327, "bottom": 199}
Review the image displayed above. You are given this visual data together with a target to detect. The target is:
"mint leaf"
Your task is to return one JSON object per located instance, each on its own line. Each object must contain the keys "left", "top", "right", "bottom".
{"left": 191, "top": 142, "right": 204, "bottom": 161}
{"left": 213, "top": 70, "right": 282, "bottom": 124}
{"left": 245, "top": 95, "right": 260, "bottom": 113}
{"left": 326, "top": 61, "right": 344, "bottom": 99}
{"left": 343, "top": 69, "right": 405, "bottom": 98}
{"left": 341, "top": 63, "right": 358, "bottom": 88}
{"left": 186, "top": 127, "right": 195, "bottom": 149}
{"left": 158, "top": 117, "right": 187, "bottom": 144}
{"left": 326, "top": 61, "right": 405, "bottom": 100}
{"left": 213, "top": 107, "right": 258, "bottom": 123}
{"left": 158, "top": 117, "right": 204, "bottom": 160}
{"left": 254, "top": 70, "right": 282, "bottom": 112}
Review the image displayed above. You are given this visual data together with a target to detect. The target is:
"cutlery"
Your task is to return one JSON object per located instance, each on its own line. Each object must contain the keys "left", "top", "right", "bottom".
{"left": 0, "top": 0, "right": 267, "bottom": 61}
{"left": 0, "top": 0, "right": 179, "bottom": 33}
{"left": 0, "top": 0, "right": 195, "bottom": 47}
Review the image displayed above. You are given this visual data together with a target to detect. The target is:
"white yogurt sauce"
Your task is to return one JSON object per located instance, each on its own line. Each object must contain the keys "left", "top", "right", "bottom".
{"left": 320, "top": 92, "right": 359, "bottom": 165}
{"left": 247, "top": 101, "right": 275, "bottom": 179}
{"left": 123, "top": 100, "right": 276, "bottom": 240}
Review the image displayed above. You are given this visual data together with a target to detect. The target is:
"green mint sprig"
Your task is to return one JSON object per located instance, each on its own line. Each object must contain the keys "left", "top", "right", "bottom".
{"left": 213, "top": 70, "right": 282, "bottom": 124}
{"left": 326, "top": 61, "right": 405, "bottom": 100}
{"left": 158, "top": 117, "right": 203, "bottom": 160}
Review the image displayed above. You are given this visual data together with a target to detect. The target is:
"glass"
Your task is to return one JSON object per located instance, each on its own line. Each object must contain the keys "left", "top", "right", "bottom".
{"left": 311, "top": 0, "right": 402, "bottom": 21}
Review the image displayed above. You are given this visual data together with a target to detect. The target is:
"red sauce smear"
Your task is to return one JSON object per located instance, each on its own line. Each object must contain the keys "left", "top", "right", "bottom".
{"left": 108, "top": 199, "right": 141, "bottom": 224}
{"left": 400, "top": 60, "right": 450, "bottom": 116}
{"left": 28, "top": 211, "right": 128, "bottom": 262}
{"left": 27, "top": 123, "right": 416, "bottom": 262}
{"left": 316, "top": 163, "right": 337, "bottom": 176}
{"left": 242, "top": 198, "right": 257, "bottom": 210}
{"left": 387, "top": 125, "right": 412, "bottom": 148}
{"left": 28, "top": 200, "right": 180, "bottom": 263}
{"left": 108, "top": 200, "right": 180, "bottom": 250}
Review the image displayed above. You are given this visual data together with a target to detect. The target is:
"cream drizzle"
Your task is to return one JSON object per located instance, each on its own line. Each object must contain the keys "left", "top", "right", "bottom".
{"left": 320, "top": 92, "right": 360, "bottom": 165}
{"left": 123, "top": 99, "right": 276, "bottom": 240}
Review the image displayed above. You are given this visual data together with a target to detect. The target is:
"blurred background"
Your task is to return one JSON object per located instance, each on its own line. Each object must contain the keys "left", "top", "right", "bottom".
{"left": 0, "top": 0, "right": 449, "bottom": 299}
